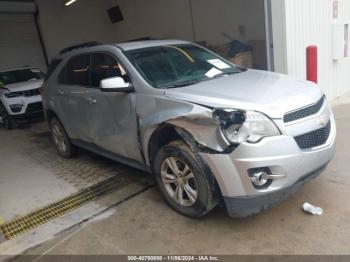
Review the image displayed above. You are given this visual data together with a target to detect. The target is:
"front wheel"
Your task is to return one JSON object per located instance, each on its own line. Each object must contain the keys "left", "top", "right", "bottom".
{"left": 153, "top": 140, "right": 218, "bottom": 218}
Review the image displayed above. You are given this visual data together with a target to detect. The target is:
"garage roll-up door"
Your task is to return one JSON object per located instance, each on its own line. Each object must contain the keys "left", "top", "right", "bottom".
{"left": 0, "top": 13, "right": 47, "bottom": 71}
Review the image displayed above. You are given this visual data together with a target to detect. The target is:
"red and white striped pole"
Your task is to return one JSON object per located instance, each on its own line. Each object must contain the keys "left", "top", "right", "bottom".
{"left": 306, "top": 45, "right": 318, "bottom": 84}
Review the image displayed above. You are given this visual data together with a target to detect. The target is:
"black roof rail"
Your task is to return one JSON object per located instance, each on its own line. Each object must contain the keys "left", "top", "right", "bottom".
{"left": 59, "top": 41, "right": 102, "bottom": 54}
{"left": 123, "top": 37, "right": 157, "bottom": 43}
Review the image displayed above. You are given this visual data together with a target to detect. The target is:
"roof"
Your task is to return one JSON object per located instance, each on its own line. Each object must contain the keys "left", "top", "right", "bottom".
{"left": 54, "top": 39, "right": 192, "bottom": 59}
{"left": 114, "top": 39, "right": 191, "bottom": 51}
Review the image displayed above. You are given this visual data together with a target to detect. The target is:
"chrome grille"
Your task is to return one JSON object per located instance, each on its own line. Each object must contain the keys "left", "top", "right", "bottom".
{"left": 284, "top": 96, "right": 325, "bottom": 123}
{"left": 294, "top": 121, "right": 331, "bottom": 149}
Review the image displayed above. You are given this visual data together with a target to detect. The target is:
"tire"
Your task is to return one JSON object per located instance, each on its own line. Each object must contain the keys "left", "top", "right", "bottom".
{"left": 153, "top": 140, "right": 218, "bottom": 218}
{"left": 0, "top": 104, "right": 15, "bottom": 130}
{"left": 49, "top": 117, "right": 77, "bottom": 158}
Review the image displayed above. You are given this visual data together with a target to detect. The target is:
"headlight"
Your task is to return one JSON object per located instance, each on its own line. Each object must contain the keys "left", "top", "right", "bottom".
{"left": 213, "top": 109, "right": 281, "bottom": 144}
{"left": 4, "top": 92, "right": 21, "bottom": 98}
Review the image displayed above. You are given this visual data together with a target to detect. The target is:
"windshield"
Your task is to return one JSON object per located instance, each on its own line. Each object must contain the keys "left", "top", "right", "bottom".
{"left": 0, "top": 69, "right": 45, "bottom": 85}
{"left": 125, "top": 44, "right": 242, "bottom": 89}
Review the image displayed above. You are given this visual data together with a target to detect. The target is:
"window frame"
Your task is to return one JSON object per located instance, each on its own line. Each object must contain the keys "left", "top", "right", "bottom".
{"left": 58, "top": 53, "right": 92, "bottom": 87}
{"left": 59, "top": 51, "right": 133, "bottom": 89}
{"left": 90, "top": 52, "right": 131, "bottom": 88}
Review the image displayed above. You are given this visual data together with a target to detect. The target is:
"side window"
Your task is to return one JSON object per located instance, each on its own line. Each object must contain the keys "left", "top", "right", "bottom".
{"left": 60, "top": 54, "right": 90, "bottom": 86}
{"left": 90, "top": 53, "right": 128, "bottom": 87}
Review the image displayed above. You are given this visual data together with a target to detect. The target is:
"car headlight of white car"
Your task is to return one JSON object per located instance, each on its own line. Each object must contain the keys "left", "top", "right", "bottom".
{"left": 213, "top": 109, "right": 281, "bottom": 144}
{"left": 4, "top": 92, "right": 22, "bottom": 98}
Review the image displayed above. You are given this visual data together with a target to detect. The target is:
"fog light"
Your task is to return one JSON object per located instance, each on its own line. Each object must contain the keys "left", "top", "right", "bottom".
{"left": 10, "top": 104, "right": 23, "bottom": 113}
{"left": 248, "top": 167, "right": 273, "bottom": 189}
{"left": 250, "top": 171, "right": 269, "bottom": 187}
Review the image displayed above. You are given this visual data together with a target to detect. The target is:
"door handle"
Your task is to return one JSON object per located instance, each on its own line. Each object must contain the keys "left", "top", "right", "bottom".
{"left": 57, "top": 89, "right": 64, "bottom": 96}
{"left": 87, "top": 97, "right": 97, "bottom": 105}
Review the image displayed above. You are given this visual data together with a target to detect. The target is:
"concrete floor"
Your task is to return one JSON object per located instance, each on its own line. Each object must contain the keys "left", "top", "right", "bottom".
{"left": 1, "top": 101, "right": 350, "bottom": 257}
{"left": 0, "top": 121, "right": 152, "bottom": 257}
{"left": 0, "top": 122, "right": 148, "bottom": 222}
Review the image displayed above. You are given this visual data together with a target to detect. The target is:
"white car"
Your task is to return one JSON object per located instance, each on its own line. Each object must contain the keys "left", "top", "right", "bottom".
{"left": 0, "top": 67, "right": 45, "bottom": 129}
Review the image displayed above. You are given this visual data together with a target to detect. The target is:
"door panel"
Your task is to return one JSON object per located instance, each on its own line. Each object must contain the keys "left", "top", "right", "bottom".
{"left": 87, "top": 53, "right": 143, "bottom": 163}
{"left": 59, "top": 85, "right": 92, "bottom": 142}
{"left": 88, "top": 90, "right": 142, "bottom": 162}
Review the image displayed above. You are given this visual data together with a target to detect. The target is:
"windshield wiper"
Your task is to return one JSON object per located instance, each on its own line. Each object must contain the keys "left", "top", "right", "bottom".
{"left": 159, "top": 80, "right": 201, "bottom": 89}
{"left": 200, "top": 70, "right": 242, "bottom": 82}
{"left": 158, "top": 69, "right": 243, "bottom": 89}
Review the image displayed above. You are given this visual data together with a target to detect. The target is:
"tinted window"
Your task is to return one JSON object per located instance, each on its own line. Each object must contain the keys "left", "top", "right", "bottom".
{"left": 45, "top": 59, "right": 62, "bottom": 81}
{"left": 90, "top": 53, "right": 126, "bottom": 87}
{"left": 60, "top": 54, "right": 90, "bottom": 86}
{"left": 0, "top": 69, "right": 45, "bottom": 85}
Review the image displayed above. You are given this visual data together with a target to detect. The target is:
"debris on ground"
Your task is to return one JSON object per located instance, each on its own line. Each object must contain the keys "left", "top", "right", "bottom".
{"left": 303, "top": 202, "right": 323, "bottom": 215}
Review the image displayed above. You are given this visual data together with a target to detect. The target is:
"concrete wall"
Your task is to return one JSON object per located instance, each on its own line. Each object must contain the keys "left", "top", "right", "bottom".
{"left": 36, "top": 0, "right": 194, "bottom": 59}
{"left": 191, "top": 0, "right": 266, "bottom": 45}
{"left": 36, "top": 0, "right": 266, "bottom": 60}
{"left": 271, "top": 0, "right": 350, "bottom": 99}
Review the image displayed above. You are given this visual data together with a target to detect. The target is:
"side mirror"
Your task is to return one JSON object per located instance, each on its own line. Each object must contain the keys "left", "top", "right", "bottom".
{"left": 100, "top": 77, "right": 134, "bottom": 93}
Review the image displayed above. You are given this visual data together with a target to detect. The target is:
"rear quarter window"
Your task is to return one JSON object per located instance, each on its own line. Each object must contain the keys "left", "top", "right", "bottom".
{"left": 59, "top": 54, "right": 91, "bottom": 86}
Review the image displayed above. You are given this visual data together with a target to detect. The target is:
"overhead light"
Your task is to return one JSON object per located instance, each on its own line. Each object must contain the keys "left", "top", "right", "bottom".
{"left": 65, "top": 0, "right": 78, "bottom": 6}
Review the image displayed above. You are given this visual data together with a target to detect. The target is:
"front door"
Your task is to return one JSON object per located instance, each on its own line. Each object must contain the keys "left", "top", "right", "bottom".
{"left": 87, "top": 53, "right": 143, "bottom": 163}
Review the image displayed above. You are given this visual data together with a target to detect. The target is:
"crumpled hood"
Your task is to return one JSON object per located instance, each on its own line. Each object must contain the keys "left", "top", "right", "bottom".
{"left": 165, "top": 70, "right": 323, "bottom": 119}
{"left": 2, "top": 79, "right": 44, "bottom": 92}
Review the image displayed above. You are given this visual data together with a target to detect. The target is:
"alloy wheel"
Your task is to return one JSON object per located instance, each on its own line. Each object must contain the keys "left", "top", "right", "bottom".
{"left": 52, "top": 124, "right": 67, "bottom": 153}
{"left": 160, "top": 157, "right": 198, "bottom": 207}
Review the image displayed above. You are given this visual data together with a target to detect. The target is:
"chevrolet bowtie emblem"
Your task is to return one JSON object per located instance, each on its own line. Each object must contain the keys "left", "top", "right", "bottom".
{"left": 316, "top": 115, "right": 328, "bottom": 127}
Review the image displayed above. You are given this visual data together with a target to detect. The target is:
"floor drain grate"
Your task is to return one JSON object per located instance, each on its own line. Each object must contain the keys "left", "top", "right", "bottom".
{"left": 0, "top": 175, "right": 132, "bottom": 240}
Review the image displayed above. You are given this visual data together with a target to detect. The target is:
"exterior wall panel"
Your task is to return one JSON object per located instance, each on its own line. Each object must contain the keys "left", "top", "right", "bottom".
{"left": 273, "top": 0, "right": 350, "bottom": 100}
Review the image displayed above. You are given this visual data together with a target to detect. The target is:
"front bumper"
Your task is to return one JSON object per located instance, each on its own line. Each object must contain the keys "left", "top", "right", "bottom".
{"left": 5, "top": 96, "right": 44, "bottom": 121}
{"left": 11, "top": 102, "right": 44, "bottom": 122}
{"left": 200, "top": 109, "right": 336, "bottom": 217}
{"left": 11, "top": 110, "right": 44, "bottom": 121}
{"left": 223, "top": 163, "right": 328, "bottom": 217}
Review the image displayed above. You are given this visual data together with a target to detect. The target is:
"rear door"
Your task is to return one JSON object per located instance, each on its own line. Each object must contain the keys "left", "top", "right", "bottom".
{"left": 87, "top": 53, "right": 143, "bottom": 163}
{"left": 57, "top": 54, "right": 93, "bottom": 142}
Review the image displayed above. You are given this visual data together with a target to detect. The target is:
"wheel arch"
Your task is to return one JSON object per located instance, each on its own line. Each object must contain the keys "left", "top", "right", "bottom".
{"left": 45, "top": 109, "right": 60, "bottom": 124}
{"left": 147, "top": 124, "right": 182, "bottom": 170}
{"left": 146, "top": 124, "right": 224, "bottom": 204}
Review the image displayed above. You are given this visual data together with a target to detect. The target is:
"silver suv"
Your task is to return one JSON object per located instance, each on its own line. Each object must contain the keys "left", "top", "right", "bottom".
{"left": 42, "top": 40, "right": 336, "bottom": 218}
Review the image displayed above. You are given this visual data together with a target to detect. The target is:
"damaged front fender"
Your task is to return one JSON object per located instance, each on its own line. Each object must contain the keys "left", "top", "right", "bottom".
{"left": 137, "top": 94, "right": 237, "bottom": 166}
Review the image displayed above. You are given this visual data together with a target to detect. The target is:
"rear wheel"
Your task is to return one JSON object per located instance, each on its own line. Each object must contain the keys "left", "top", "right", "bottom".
{"left": 153, "top": 140, "right": 218, "bottom": 218}
{"left": 0, "top": 105, "right": 15, "bottom": 130}
{"left": 50, "top": 117, "right": 77, "bottom": 158}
